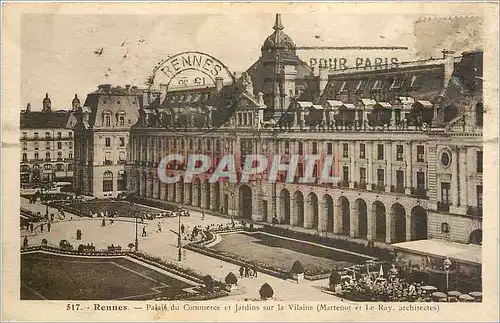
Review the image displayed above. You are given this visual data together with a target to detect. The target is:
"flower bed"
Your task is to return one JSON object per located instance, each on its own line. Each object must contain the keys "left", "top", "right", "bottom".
{"left": 259, "top": 225, "right": 392, "bottom": 260}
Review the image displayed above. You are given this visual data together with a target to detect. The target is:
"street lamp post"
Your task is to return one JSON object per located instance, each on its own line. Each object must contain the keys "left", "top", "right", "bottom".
{"left": 40, "top": 185, "right": 50, "bottom": 219}
{"left": 230, "top": 189, "right": 235, "bottom": 221}
{"left": 201, "top": 185, "right": 206, "bottom": 219}
{"left": 444, "top": 257, "right": 452, "bottom": 302}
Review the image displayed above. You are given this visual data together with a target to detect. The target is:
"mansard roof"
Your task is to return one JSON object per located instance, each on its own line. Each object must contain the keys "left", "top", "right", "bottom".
{"left": 20, "top": 111, "right": 72, "bottom": 129}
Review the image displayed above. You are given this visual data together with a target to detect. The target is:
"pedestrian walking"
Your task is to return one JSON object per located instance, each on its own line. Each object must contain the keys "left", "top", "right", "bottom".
{"left": 23, "top": 236, "right": 28, "bottom": 248}
{"left": 40, "top": 223, "right": 44, "bottom": 233}
{"left": 157, "top": 222, "right": 162, "bottom": 233}
{"left": 142, "top": 226, "right": 147, "bottom": 237}
{"left": 50, "top": 213, "right": 55, "bottom": 222}
{"left": 181, "top": 224, "right": 185, "bottom": 235}
{"left": 201, "top": 212, "right": 205, "bottom": 220}
{"left": 244, "top": 266, "right": 249, "bottom": 278}
{"left": 47, "top": 221, "right": 51, "bottom": 232}
{"left": 253, "top": 265, "right": 258, "bottom": 278}
{"left": 29, "top": 222, "right": 34, "bottom": 233}
{"left": 101, "top": 218, "right": 106, "bottom": 227}
{"left": 239, "top": 266, "right": 244, "bottom": 278}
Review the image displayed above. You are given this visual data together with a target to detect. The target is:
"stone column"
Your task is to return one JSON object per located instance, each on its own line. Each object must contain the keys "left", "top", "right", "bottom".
{"left": 350, "top": 203, "right": 359, "bottom": 238}
{"left": 459, "top": 147, "right": 468, "bottom": 207}
{"left": 303, "top": 199, "right": 313, "bottom": 229}
{"left": 318, "top": 201, "right": 328, "bottom": 232}
{"left": 386, "top": 144, "right": 393, "bottom": 192}
{"left": 405, "top": 142, "right": 413, "bottom": 194}
{"left": 184, "top": 184, "right": 190, "bottom": 205}
{"left": 152, "top": 179, "right": 159, "bottom": 199}
{"left": 333, "top": 198, "right": 342, "bottom": 234}
{"left": 290, "top": 198, "right": 298, "bottom": 226}
{"left": 385, "top": 210, "right": 392, "bottom": 244}
{"left": 367, "top": 142, "right": 373, "bottom": 190}
{"left": 366, "top": 202, "right": 375, "bottom": 241}
{"left": 405, "top": 205, "right": 412, "bottom": 241}
{"left": 451, "top": 147, "right": 459, "bottom": 207}
{"left": 350, "top": 141, "right": 356, "bottom": 188}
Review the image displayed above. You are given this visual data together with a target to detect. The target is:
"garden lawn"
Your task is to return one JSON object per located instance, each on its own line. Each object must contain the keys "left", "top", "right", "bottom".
{"left": 211, "top": 232, "right": 368, "bottom": 275}
{"left": 21, "top": 252, "right": 195, "bottom": 300}
{"left": 60, "top": 201, "right": 163, "bottom": 217}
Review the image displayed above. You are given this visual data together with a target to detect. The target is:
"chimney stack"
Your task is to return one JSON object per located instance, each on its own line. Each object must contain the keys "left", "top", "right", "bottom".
{"left": 215, "top": 77, "right": 224, "bottom": 93}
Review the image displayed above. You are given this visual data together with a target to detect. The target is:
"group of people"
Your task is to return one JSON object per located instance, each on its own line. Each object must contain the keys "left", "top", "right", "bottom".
{"left": 239, "top": 265, "right": 258, "bottom": 278}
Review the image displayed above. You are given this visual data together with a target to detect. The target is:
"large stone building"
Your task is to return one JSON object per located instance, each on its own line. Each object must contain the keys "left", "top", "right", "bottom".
{"left": 73, "top": 84, "right": 142, "bottom": 198}
{"left": 125, "top": 14, "right": 483, "bottom": 251}
{"left": 20, "top": 94, "right": 79, "bottom": 185}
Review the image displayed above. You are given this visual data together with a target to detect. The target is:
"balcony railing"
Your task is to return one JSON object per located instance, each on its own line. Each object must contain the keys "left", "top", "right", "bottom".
{"left": 411, "top": 187, "right": 428, "bottom": 198}
{"left": 391, "top": 184, "right": 405, "bottom": 193}
{"left": 467, "top": 206, "right": 483, "bottom": 217}
{"left": 337, "top": 180, "right": 349, "bottom": 188}
{"left": 103, "top": 160, "right": 113, "bottom": 166}
{"left": 354, "top": 181, "right": 367, "bottom": 189}
{"left": 372, "top": 183, "right": 385, "bottom": 192}
{"left": 437, "top": 201, "right": 450, "bottom": 212}
{"left": 44, "top": 158, "right": 51, "bottom": 161}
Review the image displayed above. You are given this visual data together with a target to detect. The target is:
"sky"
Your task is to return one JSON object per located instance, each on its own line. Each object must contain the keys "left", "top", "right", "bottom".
{"left": 21, "top": 7, "right": 483, "bottom": 111}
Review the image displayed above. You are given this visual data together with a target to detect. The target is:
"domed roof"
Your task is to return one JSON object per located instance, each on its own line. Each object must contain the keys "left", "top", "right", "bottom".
{"left": 262, "top": 14, "right": 296, "bottom": 52}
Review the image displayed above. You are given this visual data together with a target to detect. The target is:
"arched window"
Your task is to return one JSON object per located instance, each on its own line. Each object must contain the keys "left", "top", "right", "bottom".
{"left": 103, "top": 171, "right": 113, "bottom": 192}
{"left": 116, "top": 110, "right": 126, "bottom": 127}
{"left": 117, "top": 170, "right": 126, "bottom": 191}
{"left": 102, "top": 110, "right": 112, "bottom": 127}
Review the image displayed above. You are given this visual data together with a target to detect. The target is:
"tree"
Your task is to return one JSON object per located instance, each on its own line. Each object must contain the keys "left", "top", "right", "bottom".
{"left": 41, "top": 238, "right": 48, "bottom": 246}
{"left": 203, "top": 275, "right": 214, "bottom": 292}
{"left": 59, "top": 239, "right": 69, "bottom": 248}
{"left": 128, "top": 243, "right": 135, "bottom": 251}
{"left": 329, "top": 271, "right": 341, "bottom": 290}
{"left": 259, "top": 283, "right": 274, "bottom": 300}
{"left": 225, "top": 272, "right": 238, "bottom": 285}
{"left": 291, "top": 260, "right": 304, "bottom": 274}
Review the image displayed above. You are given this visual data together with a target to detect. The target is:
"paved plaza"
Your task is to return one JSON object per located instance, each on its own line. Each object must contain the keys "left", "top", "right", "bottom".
{"left": 20, "top": 198, "right": 344, "bottom": 301}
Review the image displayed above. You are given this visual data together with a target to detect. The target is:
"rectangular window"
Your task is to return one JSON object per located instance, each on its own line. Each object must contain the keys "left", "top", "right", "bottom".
{"left": 417, "top": 145, "right": 425, "bottom": 162}
{"left": 22, "top": 153, "right": 27, "bottom": 161}
{"left": 417, "top": 171, "right": 425, "bottom": 189}
{"left": 396, "top": 170, "right": 404, "bottom": 185}
{"left": 34, "top": 132, "right": 39, "bottom": 139}
{"left": 377, "top": 169, "right": 385, "bottom": 186}
{"left": 105, "top": 115, "right": 111, "bottom": 127}
{"left": 105, "top": 138, "right": 111, "bottom": 147}
{"left": 45, "top": 152, "right": 51, "bottom": 160}
{"left": 69, "top": 152, "right": 73, "bottom": 159}
{"left": 45, "top": 132, "right": 50, "bottom": 139}
{"left": 359, "top": 143, "right": 365, "bottom": 159}
{"left": 342, "top": 166, "right": 349, "bottom": 182}
{"left": 57, "top": 142, "right": 62, "bottom": 149}
{"left": 477, "top": 185, "right": 483, "bottom": 208}
{"left": 34, "top": 142, "right": 39, "bottom": 150}
{"left": 359, "top": 167, "right": 366, "bottom": 182}
{"left": 57, "top": 132, "right": 62, "bottom": 139}
{"left": 298, "top": 142, "right": 303, "bottom": 155}
{"left": 327, "top": 143, "right": 333, "bottom": 155}
{"left": 34, "top": 152, "right": 39, "bottom": 160}
{"left": 69, "top": 142, "right": 73, "bottom": 149}
{"left": 69, "top": 132, "right": 73, "bottom": 138}
{"left": 342, "top": 143, "right": 349, "bottom": 158}
{"left": 57, "top": 152, "right": 62, "bottom": 158}
{"left": 68, "top": 164, "right": 73, "bottom": 171}
{"left": 119, "top": 116, "right": 125, "bottom": 126}
{"left": 56, "top": 164, "right": 63, "bottom": 171}
{"left": 119, "top": 137, "right": 125, "bottom": 147}
{"left": 396, "top": 145, "right": 404, "bottom": 161}
{"left": 45, "top": 141, "right": 50, "bottom": 150}
{"left": 285, "top": 141, "right": 290, "bottom": 154}
{"left": 23, "top": 142, "right": 27, "bottom": 150}
{"left": 377, "top": 144, "right": 384, "bottom": 160}
{"left": 22, "top": 132, "right": 27, "bottom": 139}
{"left": 477, "top": 151, "right": 483, "bottom": 173}
{"left": 312, "top": 142, "right": 318, "bottom": 154}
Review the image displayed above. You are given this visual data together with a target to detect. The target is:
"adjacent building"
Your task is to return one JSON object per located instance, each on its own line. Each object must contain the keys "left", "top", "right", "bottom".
{"left": 73, "top": 84, "right": 142, "bottom": 198}
{"left": 20, "top": 94, "right": 78, "bottom": 185}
